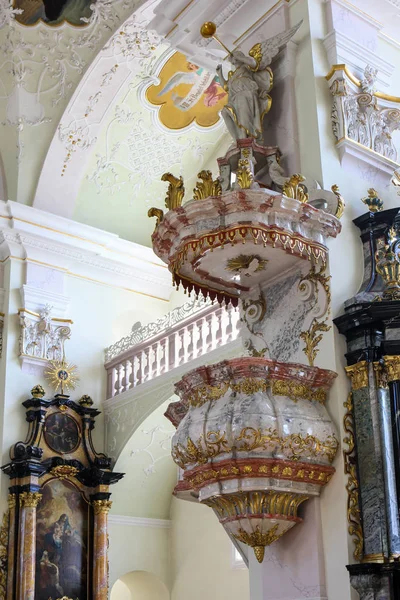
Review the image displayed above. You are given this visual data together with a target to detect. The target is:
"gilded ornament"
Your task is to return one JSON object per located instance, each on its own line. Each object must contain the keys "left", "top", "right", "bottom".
{"left": 172, "top": 427, "right": 338, "bottom": 468}
{"left": 92, "top": 500, "right": 113, "bottom": 515}
{"left": 161, "top": 172, "right": 185, "bottom": 210}
{"left": 44, "top": 358, "right": 79, "bottom": 394}
{"left": 186, "top": 377, "right": 328, "bottom": 409}
{"left": 373, "top": 362, "right": 388, "bottom": 389}
{"left": 226, "top": 254, "right": 268, "bottom": 274}
{"left": 50, "top": 465, "right": 79, "bottom": 480}
{"left": 343, "top": 392, "right": 363, "bottom": 561}
{"left": 383, "top": 356, "right": 400, "bottom": 383}
{"left": 148, "top": 207, "right": 164, "bottom": 231}
{"left": 205, "top": 491, "right": 308, "bottom": 562}
{"left": 0, "top": 511, "right": 8, "bottom": 600}
{"left": 7, "top": 494, "right": 16, "bottom": 509}
{"left": 300, "top": 317, "right": 331, "bottom": 367}
{"left": 345, "top": 361, "right": 369, "bottom": 390}
{"left": 299, "top": 263, "right": 331, "bottom": 313}
{"left": 236, "top": 158, "right": 253, "bottom": 189}
{"left": 19, "top": 492, "right": 42, "bottom": 508}
{"left": 362, "top": 188, "right": 383, "bottom": 213}
{"left": 331, "top": 184, "right": 345, "bottom": 219}
{"left": 31, "top": 384, "right": 45, "bottom": 399}
{"left": 282, "top": 174, "right": 309, "bottom": 203}
{"left": 375, "top": 226, "right": 400, "bottom": 300}
{"left": 193, "top": 170, "right": 222, "bottom": 200}
{"left": 79, "top": 394, "right": 94, "bottom": 408}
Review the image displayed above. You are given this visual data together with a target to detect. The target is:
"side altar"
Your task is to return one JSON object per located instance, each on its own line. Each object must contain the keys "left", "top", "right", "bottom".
{"left": 148, "top": 20, "right": 344, "bottom": 585}
{"left": 1, "top": 385, "right": 123, "bottom": 600}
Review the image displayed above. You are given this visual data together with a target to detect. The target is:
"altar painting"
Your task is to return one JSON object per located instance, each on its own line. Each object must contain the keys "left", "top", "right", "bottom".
{"left": 35, "top": 478, "right": 88, "bottom": 600}
{"left": 146, "top": 51, "right": 227, "bottom": 130}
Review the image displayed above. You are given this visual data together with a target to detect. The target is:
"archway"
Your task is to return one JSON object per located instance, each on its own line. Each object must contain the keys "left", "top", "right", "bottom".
{"left": 110, "top": 570, "right": 169, "bottom": 600}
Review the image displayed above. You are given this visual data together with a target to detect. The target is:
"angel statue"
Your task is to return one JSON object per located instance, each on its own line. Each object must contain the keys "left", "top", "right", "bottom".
{"left": 215, "top": 22, "right": 302, "bottom": 141}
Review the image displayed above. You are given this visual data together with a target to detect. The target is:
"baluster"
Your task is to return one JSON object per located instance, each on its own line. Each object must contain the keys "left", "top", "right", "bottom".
{"left": 135, "top": 354, "right": 143, "bottom": 386}
{"left": 178, "top": 327, "right": 185, "bottom": 365}
{"left": 187, "top": 323, "right": 195, "bottom": 360}
{"left": 152, "top": 342, "right": 159, "bottom": 378}
{"left": 121, "top": 359, "right": 130, "bottom": 393}
{"left": 169, "top": 332, "right": 177, "bottom": 370}
{"left": 160, "top": 338, "right": 167, "bottom": 374}
{"left": 129, "top": 355, "right": 137, "bottom": 388}
{"left": 225, "top": 306, "right": 233, "bottom": 342}
{"left": 107, "top": 369, "right": 113, "bottom": 399}
{"left": 114, "top": 363, "right": 123, "bottom": 397}
{"left": 215, "top": 307, "right": 224, "bottom": 347}
{"left": 206, "top": 313, "right": 214, "bottom": 351}
{"left": 140, "top": 350, "right": 146, "bottom": 382}
{"left": 232, "top": 307, "right": 240, "bottom": 339}
{"left": 196, "top": 317, "right": 205, "bottom": 356}
{"left": 111, "top": 367, "right": 118, "bottom": 398}
{"left": 144, "top": 346, "right": 151, "bottom": 381}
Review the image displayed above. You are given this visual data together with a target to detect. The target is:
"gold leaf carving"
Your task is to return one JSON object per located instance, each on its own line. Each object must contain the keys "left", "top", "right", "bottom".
{"left": 345, "top": 361, "right": 369, "bottom": 390}
{"left": 161, "top": 172, "right": 185, "bottom": 210}
{"left": 282, "top": 174, "right": 309, "bottom": 203}
{"left": 300, "top": 318, "right": 331, "bottom": 367}
{"left": 343, "top": 392, "right": 363, "bottom": 561}
{"left": 236, "top": 159, "right": 253, "bottom": 189}
{"left": 193, "top": 170, "right": 222, "bottom": 200}
{"left": 331, "top": 184, "right": 345, "bottom": 219}
{"left": 148, "top": 207, "right": 164, "bottom": 231}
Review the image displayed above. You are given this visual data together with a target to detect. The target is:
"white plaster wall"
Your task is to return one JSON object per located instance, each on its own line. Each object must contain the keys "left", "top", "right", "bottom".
{"left": 108, "top": 524, "right": 171, "bottom": 591}
{"left": 0, "top": 258, "right": 168, "bottom": 503}
{"left": 169, "top": 496, "right": 249, "bottom": 600}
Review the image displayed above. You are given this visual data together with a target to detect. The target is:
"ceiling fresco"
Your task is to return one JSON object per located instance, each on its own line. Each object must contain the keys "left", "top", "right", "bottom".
{"left": 145, "top": 50, "right": 228, "bottom": 130}
{"left": 72, "top": 45, "right": 230, "bottom": 246}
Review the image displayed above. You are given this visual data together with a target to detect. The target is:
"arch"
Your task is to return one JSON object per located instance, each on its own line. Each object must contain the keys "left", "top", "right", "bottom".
{"left": 110, "top": 570, "right": 170, "bottom": 600}
{"left": 32, "top": 0, "right": 161, "bottom": 218}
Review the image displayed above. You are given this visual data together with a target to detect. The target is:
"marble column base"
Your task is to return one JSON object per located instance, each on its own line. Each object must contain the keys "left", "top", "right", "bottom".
{"left": 347, "top": 563, "right": 400, "bottom": 600}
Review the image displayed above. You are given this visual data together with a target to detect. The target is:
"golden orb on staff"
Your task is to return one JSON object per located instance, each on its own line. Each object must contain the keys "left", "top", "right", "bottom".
{"left": 200, "top": 21, "right": 232, "bottom": 55}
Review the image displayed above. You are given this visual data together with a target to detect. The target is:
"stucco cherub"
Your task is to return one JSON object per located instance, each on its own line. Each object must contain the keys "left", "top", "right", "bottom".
{"left": 216, "top": 22, "right": 302, "bottom": 142}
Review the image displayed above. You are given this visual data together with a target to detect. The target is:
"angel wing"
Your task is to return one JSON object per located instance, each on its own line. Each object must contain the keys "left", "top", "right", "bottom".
{"left": 157, "top": 72, "right": 197, "bottom": 96}
{"left": 248, "top": 21, "right": 303, "bottom": 71}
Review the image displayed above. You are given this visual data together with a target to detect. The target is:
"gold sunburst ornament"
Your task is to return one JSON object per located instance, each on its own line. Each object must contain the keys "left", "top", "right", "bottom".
{"left": 44, "top": 359, "right": 79, "bottom": 394}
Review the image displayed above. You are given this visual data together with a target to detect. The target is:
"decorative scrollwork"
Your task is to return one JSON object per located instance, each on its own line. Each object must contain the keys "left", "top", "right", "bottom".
{"left": 193, "top": 170, "right": 222, "bottom": 200}
{"left": 236, "top": 159, "right": 253, "bottom": 189}
{"left": 283, "top": 174, "right": 309, "bottom": 203}
{"left": 172, "top": 428, "right": 338, "bottom": 468}
{"left": 299, "top": 263, "right": 332, "bottom": 366}
{"left": 148, "top": 207, "right": 164, "bottom": 230}
{"left": 331, "top": 184, "right": 345, "bottom": 219}
{"left": 161, "top": 172, "right": 185, "bottom": 210}
{"left": 343, "top": 392, "right": 363, "bottom": 561}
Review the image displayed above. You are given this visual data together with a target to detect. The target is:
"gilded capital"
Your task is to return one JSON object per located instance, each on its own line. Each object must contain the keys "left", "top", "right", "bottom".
{"left": 8, "top": 494, "right": 16, "bottom": 509}
{"left": 19, "top": 492, "right": 42, "bottom": 508}
{"left": 373, "top": 362, "right": 388, "bottom": 389}
{"left": 345, "top": 361, "right": 369, "bottom": 390}
{"left": 92, "top": 500, "right": 112, "bottom": 515}
{"left": 383, "top": 356, "right": 400, "bottom": 383}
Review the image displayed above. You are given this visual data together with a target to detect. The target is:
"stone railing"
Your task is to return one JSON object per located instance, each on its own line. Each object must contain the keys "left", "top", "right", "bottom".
{"left": 105, "top": 300, "right": 240, "bottom": 399}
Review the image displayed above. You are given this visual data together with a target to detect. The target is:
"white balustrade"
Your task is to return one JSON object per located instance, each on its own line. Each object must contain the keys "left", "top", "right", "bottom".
{"left": 105, "top": 303, "right": 240, "bottom": 399}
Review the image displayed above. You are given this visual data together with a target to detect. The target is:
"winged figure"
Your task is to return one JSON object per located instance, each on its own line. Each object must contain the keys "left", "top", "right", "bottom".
{"left": 216, "top": 21, "right": 302, "bottom": 141}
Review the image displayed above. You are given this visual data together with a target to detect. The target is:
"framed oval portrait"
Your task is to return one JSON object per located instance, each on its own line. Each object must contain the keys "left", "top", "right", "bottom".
{"left": 44, "top": 413, "right": 80, "bottom": 454}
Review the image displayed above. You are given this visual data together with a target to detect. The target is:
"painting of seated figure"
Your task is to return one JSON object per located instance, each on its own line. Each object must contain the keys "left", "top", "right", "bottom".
{"left": 13, "top": 0, "right": 94, "bottom": 26}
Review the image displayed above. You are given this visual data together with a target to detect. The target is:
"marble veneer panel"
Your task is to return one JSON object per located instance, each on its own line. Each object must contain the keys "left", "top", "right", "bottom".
{"left": 377, "top": 385, "right": 400, "bottom": 557}
{"left": 352, "top": 381, "right": 389, "bottom": 558}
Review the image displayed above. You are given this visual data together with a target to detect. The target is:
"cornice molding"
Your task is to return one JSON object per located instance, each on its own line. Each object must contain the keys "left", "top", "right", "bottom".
{"left": 0, "top": 201, "right": 171, "bottom": 301}
{"left": 108, "top": 515, "right": 171, "bottom": 528}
